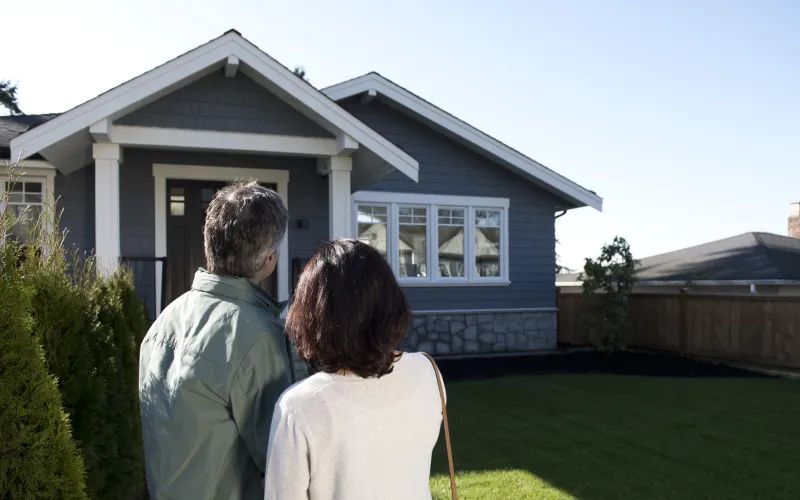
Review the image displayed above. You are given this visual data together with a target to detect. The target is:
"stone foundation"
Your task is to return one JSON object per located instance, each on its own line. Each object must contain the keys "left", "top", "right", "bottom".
{"left": 402, "top": 311, "right": 557, "bottom": 355}
{"left": 289, "top": 310, "right": 557, "bottom": 379}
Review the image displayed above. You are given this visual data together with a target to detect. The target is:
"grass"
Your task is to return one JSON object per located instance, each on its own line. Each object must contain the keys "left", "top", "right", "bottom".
{"left": 429, "top": 374, "right": 800, "bottom": 500}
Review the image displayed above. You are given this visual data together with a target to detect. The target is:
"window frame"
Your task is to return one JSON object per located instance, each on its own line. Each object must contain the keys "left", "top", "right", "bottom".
{"left": 353, "top": 191, "right": 510, "bottom": 287}
{"left": 0, "top": 162, "right": 57, "bottom": 245}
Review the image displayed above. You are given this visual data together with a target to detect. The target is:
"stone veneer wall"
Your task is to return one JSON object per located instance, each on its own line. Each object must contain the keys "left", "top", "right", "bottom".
{"left": 289, "top": 310, "right": 557, "bottom": 380}
{"left": 403, "top": 311, "right": 557, "bottom": 355}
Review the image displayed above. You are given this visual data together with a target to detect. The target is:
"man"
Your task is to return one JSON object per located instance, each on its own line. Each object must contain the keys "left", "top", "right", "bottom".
{"left": 139, "top": 181, "right": 292, "bottom": 500}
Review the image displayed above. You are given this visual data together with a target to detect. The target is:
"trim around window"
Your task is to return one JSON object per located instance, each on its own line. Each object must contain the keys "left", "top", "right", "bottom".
{"left": 353, "top": 191, "right": 510, "bottom": 287}
{"left": 0, "top": 160, "right": 57, "bottom": 244}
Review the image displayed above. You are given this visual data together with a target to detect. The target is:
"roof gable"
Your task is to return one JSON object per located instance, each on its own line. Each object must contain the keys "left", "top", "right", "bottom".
{"left": 322, "top": 72, "right": 602, "bottom": 211}
{"left": 10, "top": 32, "right": 418, "bottom": 180}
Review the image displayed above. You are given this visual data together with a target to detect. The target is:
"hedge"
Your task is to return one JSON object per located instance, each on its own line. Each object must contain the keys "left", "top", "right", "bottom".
{"left": 2, "top": 172, "right": 150, "bottom": 500}
{"left": 0, "top": 206, "right": 87, "bottom": 499}
{"left": 25, "top": 245, "right": 148, "bottom": 500}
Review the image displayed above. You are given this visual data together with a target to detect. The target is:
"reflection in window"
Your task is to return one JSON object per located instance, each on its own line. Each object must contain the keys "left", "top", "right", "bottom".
{"left": 357, "top": 205, "right": 388, "bottom": 259}
{"left": 170, "top": 187, "right": 185, "bottom": 216}
{"left": 437, "top": 208, "right": 465, "bottom": 277}
{"left": 398, "top": 206, "right": 427, "bottom": 278}
{"left": 475, "top": 210, "right": 501, "bottom": 277}
{"left": 5, "top": 181, "right": 44, "bottom": 244}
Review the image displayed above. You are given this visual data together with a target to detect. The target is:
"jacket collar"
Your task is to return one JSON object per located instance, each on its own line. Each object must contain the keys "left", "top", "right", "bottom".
{"left": 191, "top": 269, "right": 285, "bottom": 315}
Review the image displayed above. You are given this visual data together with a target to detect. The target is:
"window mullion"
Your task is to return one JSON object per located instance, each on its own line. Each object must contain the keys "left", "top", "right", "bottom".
{"left": 466, "top": 206, "right": 475, "bottom": 281}
{"left": 390, "top": 203, "right": 399, "bottom": 277}
{"left": 430, "top": 204, "right": 438, "bottom": 282}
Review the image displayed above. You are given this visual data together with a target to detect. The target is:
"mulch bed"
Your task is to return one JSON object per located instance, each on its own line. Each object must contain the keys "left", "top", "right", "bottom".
{"left": 434, "top": 349, "right": 771, "bottom": 383}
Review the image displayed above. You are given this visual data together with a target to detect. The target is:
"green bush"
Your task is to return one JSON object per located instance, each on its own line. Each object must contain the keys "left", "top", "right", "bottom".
{"left": 19, "top": 184, "right": 148, "bottom": 500}
{"left": 0, "top": 189, "right": 87, "bottom": 499}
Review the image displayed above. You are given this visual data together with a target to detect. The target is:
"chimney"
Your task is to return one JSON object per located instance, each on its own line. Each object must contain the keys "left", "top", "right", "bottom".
{"left": 790, "top": 203, "right": 800, "bottom": 239}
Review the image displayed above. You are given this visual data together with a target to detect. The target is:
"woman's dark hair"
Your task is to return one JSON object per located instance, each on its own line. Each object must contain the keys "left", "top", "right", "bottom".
{"left": 286, "top": 238, "right": 410, "bottom": 378}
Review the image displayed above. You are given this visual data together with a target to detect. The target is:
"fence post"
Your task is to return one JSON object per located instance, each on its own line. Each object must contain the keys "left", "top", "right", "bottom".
{"left": 679, "top": 289, "right": 688, "bottom": 355}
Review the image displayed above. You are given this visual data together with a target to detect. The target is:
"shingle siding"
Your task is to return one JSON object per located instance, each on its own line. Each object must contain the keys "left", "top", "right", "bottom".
{"left": 55, "top": 167, "right": 94, "bottom": 253}
{"left": 339, "top": 97, "right": 560, "bottom": 310}
{"left": 116, "top": 71, "right": 333, "bottom": 138}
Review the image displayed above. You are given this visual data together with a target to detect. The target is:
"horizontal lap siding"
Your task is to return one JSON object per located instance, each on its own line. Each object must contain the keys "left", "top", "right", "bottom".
{"left": 339, "top": 97, "right": 559, "bottom": 310}
{"left": 116, "top": 71, "right": 333, "bottom": 138}
{"left": 55, "top": 166, "right": 94, "bottom": 253}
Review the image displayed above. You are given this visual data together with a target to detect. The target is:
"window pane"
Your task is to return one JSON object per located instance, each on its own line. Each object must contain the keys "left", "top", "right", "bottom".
{"left": 9, "top": 192, "right": 24, "bottom": 203}
{"left": 26, "top": 182, "right": 42, "bottom": 193}
{"left": 476, "top": 210, "right": 501, "bottom": 277}
{"left": 357, "top": 205, "right": 387, "bottom": 259}
{"left": 437, "top": 225, "right": 465, "bottom": 277}
{"left": 8, "top": 204, "right": 42, "bottom": 244}
{"left": 25, "top": 193, "right": 43, "bottom": 204}
{"left": 170, "top": 202, "right": 185, "bottom": 216}
{"left": 398, "top": 224, "right": 427, "bottom": 277}
{"left": 6, "top": 182, "right": 22, "bottom": 192}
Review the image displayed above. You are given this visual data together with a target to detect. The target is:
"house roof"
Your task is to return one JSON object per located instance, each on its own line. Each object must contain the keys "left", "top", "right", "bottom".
{"left": 0, "top": 114, "right": 59, "bottom": 160}
{"left": 557, "top": 232, "right": 800, "bottom": 284}
{"left": 322, "top": 72, "right": 603, "bottom": 211}
{"left": 10, "top": 31, "right": 419, "bottom": 181}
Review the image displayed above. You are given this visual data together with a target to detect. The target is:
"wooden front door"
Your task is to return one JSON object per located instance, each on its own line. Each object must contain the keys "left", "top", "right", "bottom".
{"left": 165, "top": 180, "right": 278, "bottom": 305}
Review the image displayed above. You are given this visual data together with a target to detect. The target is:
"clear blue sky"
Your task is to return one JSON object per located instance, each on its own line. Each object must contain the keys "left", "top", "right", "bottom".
{"left": 5, "top": 0, "right": 799, "bottom": 270}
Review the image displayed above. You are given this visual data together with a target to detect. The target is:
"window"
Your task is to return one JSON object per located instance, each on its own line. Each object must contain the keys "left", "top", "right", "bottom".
{"left": 354, "top": 192, "right": 509, "bottom": 286}
{"left": 398, "top": 206, "right": 427, "bottom": 277}
{"left": 437, "top": 208, "right": 465, "bottom": 278}
{"left": 2, "top": 180, "right": 44, "bottom": 244}
{"left": 357, "top": 205, "right": 388, "bottom": 259}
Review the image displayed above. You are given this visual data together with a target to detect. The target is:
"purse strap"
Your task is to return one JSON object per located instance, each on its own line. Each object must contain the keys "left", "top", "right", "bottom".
{"left": 420, "top": 352, "right": 458, "bottom": 500}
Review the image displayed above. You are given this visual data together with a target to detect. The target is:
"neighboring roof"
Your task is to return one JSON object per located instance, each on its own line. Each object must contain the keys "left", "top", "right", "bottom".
{"left": 0, "top": 114, "right": 59, "bottom": 160}
{"left": 322, "top": 72, "right": 603, "bottom": 211}
{"left": 557, "top": 232, "right": 800, "bottom": 285}
{"left": 10, "top": 31, "right": 419, "bottom": 180}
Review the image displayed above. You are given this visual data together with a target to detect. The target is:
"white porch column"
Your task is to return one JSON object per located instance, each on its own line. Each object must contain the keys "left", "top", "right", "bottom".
{"left": 93, "top": 143, "right": 122, "bottom": 275}
{"left": 325, "top": 156, "right": 353, "bottom": 239}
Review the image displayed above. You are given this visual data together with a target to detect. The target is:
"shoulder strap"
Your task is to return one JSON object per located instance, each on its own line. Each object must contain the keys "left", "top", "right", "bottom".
{"left": 420, "top": 352, "right": 458, "bottom": 500}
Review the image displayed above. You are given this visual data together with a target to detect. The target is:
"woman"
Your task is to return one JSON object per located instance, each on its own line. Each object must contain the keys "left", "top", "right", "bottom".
{"left": 264, "top": 239, "right": 445, "bottom": 500}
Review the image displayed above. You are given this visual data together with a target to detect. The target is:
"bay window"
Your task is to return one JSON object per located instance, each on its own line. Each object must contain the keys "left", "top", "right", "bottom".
{"left": 353, "top": 192, "right": 509, "bottom": 286}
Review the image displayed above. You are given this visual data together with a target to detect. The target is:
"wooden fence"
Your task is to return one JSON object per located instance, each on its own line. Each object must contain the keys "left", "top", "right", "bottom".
{"left": 557, "top": 292, "right": 800, "bottom": 369}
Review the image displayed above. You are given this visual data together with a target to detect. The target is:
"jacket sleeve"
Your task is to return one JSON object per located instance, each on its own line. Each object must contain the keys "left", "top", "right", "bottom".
{"left": 230, "top": 330, "right": 293, "bottom": 474}
{"left": 263, "top": 403, "right": 311, "bottom": 500}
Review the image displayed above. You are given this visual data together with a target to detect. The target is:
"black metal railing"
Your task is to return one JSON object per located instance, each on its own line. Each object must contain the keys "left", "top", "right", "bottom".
{"left": 120, "top": 256, "right": 167, "bottom": 321}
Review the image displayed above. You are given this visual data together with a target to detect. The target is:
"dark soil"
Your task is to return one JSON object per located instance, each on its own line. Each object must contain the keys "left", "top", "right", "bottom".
{"left": 434, "top": 350, "right": 771, "bottom": 383}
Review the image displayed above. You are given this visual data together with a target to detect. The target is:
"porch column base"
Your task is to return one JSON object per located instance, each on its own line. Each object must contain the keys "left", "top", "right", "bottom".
{"left": 93, "top": 143, "right": 122, "bottom": 275}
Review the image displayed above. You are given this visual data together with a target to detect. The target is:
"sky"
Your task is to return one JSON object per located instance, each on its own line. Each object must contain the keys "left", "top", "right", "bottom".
{"left": 4, "top": 0, "right": 799, "bottom": 271}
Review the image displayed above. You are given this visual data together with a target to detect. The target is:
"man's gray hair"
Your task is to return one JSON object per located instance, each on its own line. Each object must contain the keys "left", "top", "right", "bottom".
{"left": 204, "top": 180, "right": 289, "bottom": 279}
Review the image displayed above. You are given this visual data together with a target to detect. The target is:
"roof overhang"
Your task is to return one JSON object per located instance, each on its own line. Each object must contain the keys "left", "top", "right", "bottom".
{"left": 323, "top": 73, "right": 602, "bottom": 211}
{"left": 10, "top": 31, "right": 419, "bottom": 184}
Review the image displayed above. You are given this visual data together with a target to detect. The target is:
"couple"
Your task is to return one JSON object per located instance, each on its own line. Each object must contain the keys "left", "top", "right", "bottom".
{"left": 139, "top": 181, "right": 450, "bottom": 500}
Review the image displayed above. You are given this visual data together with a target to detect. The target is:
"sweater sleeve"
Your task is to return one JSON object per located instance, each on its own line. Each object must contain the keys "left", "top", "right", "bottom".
{"left": 263, "top": 402, "right": 311, "bottom": 500}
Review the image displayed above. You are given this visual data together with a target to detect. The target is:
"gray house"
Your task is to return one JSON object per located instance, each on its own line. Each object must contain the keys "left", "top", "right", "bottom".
{"left": 3, "top": 30, "right": 602, "bottom": 356}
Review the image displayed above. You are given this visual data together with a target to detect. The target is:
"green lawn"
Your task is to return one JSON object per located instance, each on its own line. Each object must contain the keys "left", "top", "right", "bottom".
{"left": 429, "top": 374, "right": 800, "bottom": 500}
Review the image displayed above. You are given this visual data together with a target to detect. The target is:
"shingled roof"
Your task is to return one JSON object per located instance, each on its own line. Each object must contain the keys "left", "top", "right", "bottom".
{"left": 0, "top": 114, "right": 59, "bottom": 160}
{"left": 558, "top": 232, "right": 800, "bottom": 283}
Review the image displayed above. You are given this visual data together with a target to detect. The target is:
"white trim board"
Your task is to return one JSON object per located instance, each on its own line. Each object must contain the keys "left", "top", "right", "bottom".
{"left": 323, "top": 73, "right": 602, "bottom": 211}
{"left": 11, "top": 31, "right": 419, "bottom": 182}
{"left": 353, "top": 191, "right": 510, "bottom": 209}
{"left": 108, "top": 125, "right": 342, "bottom": 157}
{"left": 152, "top": 163, "right": 290, "bottom": 315}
